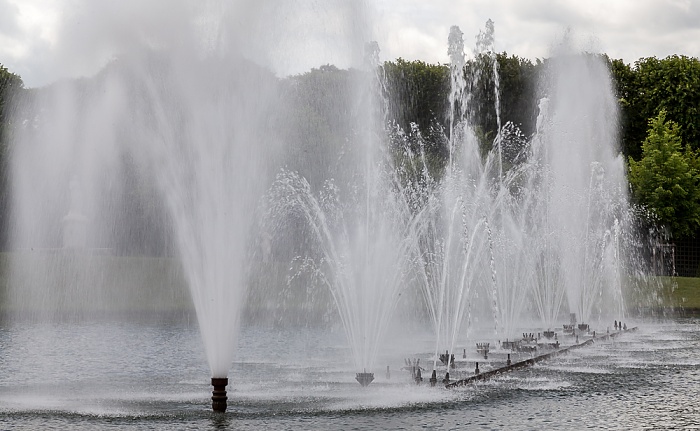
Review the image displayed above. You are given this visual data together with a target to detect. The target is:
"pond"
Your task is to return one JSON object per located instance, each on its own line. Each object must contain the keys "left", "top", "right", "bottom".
{"left": 0, "top": 318, "right": 698, "bottom": 430}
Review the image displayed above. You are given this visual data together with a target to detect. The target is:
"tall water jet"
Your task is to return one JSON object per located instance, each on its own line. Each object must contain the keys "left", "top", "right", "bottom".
{"left": 470, "top": 21, "right": 535, "bottom": 340}
{"left": 525, "top": 98, "right": 568, "bottom": 329}
{"left": 416, "top": 23, "right": 633, "bottom": 356}
{"left": 10, "top": 6, "right": 279, "bottom": 411}
{"left": 531, "top": 40, "right": 628, "bottom": 325}
{"left": 416, "top": 22, "right": 518, "bottom": 371}
{"left": 8, "top": 0, "right": 377, "bottom": 409}
{"left": 124, "top": 51, "right": 280, "bottom": 410}
{"left": 265, "top": 40, "right": 426, "bottom": 382}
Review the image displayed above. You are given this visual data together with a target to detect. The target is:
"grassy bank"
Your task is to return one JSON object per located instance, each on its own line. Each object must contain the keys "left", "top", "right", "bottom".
{"left": 1, "top": 251, "right": 697, "bottom": 320}
{"left": 665, "top": 276, "right": 700, "bottom": 311}
{"left": 0, "top": 251, "right": 332, "bottom": 324}
{"left": 0, "top": 252, "right": 193, "bottom": 319}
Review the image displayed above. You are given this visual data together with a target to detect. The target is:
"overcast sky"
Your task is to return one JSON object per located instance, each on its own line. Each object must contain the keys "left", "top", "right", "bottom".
{"left": 1, "top": 0, "right": 699, "bottom": 88}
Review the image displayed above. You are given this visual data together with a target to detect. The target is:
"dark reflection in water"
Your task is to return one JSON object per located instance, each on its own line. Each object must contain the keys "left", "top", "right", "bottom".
{"left": 0, "top": 319, "right": 698, "bottom": 430}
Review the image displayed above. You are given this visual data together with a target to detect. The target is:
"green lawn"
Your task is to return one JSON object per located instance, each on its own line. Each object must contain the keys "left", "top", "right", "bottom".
{"left": 0, "top": 252, "right": 193, "bottom": 316}
{"left": 0, "top": 251, "right": 698, "bottom": 317}
{"left": 667, "top": 276, "right": 700, "bottom": 310}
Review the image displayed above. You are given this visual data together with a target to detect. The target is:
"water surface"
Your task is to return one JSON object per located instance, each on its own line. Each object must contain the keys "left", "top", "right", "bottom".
{"left": 1, "top": 319, "right": 697, "bottom": 430}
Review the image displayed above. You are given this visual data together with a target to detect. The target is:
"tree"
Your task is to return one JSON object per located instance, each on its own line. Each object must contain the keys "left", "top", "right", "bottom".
{"left": 281, "top": 64, "right": 361, "bottom": 189}
{"left": 383, "top": 55, "right": 541, "bottom": 173}
{"left": 0, "top": 64, "right": 25, "bottom": 250}
{"left": 0, "top": 64, "right": 24, "bottom": 153}
{"left": 466, "top": 52, "right": 540, "bottom": 152}
{"left": 0, "top": 64, "right": 23, "bottom": 117}
{"left": 612, "top": 55, "right": 700, "bottom": 160}
{"left": 629, "top": 111, "right": 700, "bottom": 238}
{"left": 636, "top": 56, "right": 700, "bottom": 150}
{"left": 383, "top": 58, "right": 450, "bottom": 162}
{"left": 383, "top": 59, "right": 450, "bottom": 133}
{"left": 609, "top": 57, "right": 640, "bottom": 159}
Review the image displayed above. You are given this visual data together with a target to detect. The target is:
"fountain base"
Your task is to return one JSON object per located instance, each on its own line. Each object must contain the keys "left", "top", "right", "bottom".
{"left": 211, "top": 377, "right": 228, "bottom": 413}
{"left": 447, "top": 327, "right": 639, "bottom": 388}
{"left": 356, "top": 372, "right": 374, "bottom": 387}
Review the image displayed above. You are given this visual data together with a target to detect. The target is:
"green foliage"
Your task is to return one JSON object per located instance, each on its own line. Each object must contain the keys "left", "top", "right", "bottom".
{"left": 609, "top": 58, "right": 639, "bottom": 158}
{"left": 658, "top": 276, "right": 700, "bottom": 311}
{"left": 612, "top": 55, "right": 700, "bottom": 159}
{"left": 636, "top": 56, "right": 700, "bottom": 149}
{"left": 0, "top": 64, "right": 23, "bottom": 115}
{"left": 0, "top": 64, "right": 23, "bottom": 157}
{"left": 281, "top": 65, "right": 361, "bottom": 189}
{"left": 0, "top": 65, "right": 25, "bottom": 250}
{"left": 383, "top": 54, "right": 541, "bottom": 176}
{"left": 2, "top": 51, "right": 700, "bottom": 251}
{"left": 494, "top": 53, "right": 540, "bottom": 137}
{"left": 629, "top": 111, "right": 700, "bottom": 238}
{"left": 383, "top": 58, "right": 450, "bottom": 163}
{"left": 383, "top": 58, "right": 450, "bottom": 133}
{"left": 466, "top": 53, "right": 540, "bottom": 152}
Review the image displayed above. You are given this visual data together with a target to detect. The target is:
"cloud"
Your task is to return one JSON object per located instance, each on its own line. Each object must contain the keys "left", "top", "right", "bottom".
{"left": 2, "top": 0, "right": 700, "bottom": 87}
{"left": 2, "top": 0, "right": 380, "bottom": 85}
{"left": 374, "top": 0, "right": 700, "bottom": 66}
{"left": 48, "top": 0, "right": 198, "bottom": 81}
{"left": 227, "top": 0, "right": 374, "bottom": 76}
{"left": 0, "top": 0, "right": 20, "bottom": 38}
{"left": 0, "top": 0, "right": 60, "bottom": 85}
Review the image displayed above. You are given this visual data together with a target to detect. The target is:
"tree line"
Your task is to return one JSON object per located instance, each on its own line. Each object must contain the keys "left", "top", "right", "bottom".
{"left": 0, "top": 52, "right": 699, "bottom": 254}
{"left": 384, "top": 53, "right": 700, "bottom": 240}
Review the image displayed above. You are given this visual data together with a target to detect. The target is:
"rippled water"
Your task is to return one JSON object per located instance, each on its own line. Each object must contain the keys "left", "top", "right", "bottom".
{"left": 0, "top": 319, "right": 698, "bottom": 430}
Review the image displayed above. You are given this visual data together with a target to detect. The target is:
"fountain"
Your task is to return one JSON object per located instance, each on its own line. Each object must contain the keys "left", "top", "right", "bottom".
{"left": 527, "top": 43, "right": 629, "bottom": 326}
{"left": 7, "top": 0, "right": 377, "bottom": 408}
{"left": 375, "top": 21, "right": 644, "bottom": 390}
{"left": 408, "top": 23, "right": 498, "bottom": 381}
{"left": 355, "top": 371, "right": 375, "bottom": 387}
{"left": 265, "top": 42, "right": 423, "bottom": 382}
{"left": 2, "top": 0, "right": 666, "bottom": 422}
{"left": 61, "top": 177, "right": 88, "bottom": 250}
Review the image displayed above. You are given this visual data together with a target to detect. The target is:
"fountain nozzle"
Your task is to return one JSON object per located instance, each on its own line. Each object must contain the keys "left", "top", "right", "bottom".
{"left": 356, "top": 370, "right": 375, "bottom": 387}
{"left": 211, "top": 377, "right": 228, "bottom": 413}
{"left": 429, "top": 369, "right": 437, "bottom": 387}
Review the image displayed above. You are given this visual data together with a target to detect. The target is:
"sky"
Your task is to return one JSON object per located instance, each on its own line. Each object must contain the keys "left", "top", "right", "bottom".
{"left": 0, "top": 0, "right": 699, "bottom": 88}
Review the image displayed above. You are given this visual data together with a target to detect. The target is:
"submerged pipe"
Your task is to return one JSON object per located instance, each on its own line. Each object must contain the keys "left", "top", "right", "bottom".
{"left": 211, "top": 377, "right": 228, "bottom": 413}
{"left": 448, "top": 327, "right": 639, "bottom": 388}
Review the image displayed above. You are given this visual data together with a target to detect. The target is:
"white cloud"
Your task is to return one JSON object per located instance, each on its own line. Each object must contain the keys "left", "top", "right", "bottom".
{"left": 0, "top": 0, "right": 20, "bottom": 38}
{"left": 0, "top": 0, "right": 58, "bottom": 84}
{"left": 0, "top": 0, "right": 699, "bottom": 87}
{"left": 374, "top": 0, "right": 700, "bottom": 65}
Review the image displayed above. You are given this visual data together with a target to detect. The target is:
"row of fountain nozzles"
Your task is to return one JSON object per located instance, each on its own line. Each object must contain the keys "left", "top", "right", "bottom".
{"left": 614, "top": 320, "right": 626, "bottom": 331}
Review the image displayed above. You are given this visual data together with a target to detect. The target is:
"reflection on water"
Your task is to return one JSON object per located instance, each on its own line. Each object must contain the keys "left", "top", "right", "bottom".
{"left": 0, "top": 319, "right": 698, "bottom": 429}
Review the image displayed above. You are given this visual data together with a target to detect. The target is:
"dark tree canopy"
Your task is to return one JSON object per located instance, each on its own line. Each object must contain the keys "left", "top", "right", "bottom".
{"left": 2, "top": 50, "right": 700, "bottom": 251}
{"left": 612, "top": 55, "right": 700, "bottom": 160}
{"left": 383, "top": 54, "right": 541, "bottom": 167}
{"left": 0, "top": 64, "right": 25, "bottom": 250}
{"left": 383, "top": 59, "right": 450, "bottom": 134}
{"left": 465, "top": 53, "right": 540, "bottom": 153}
